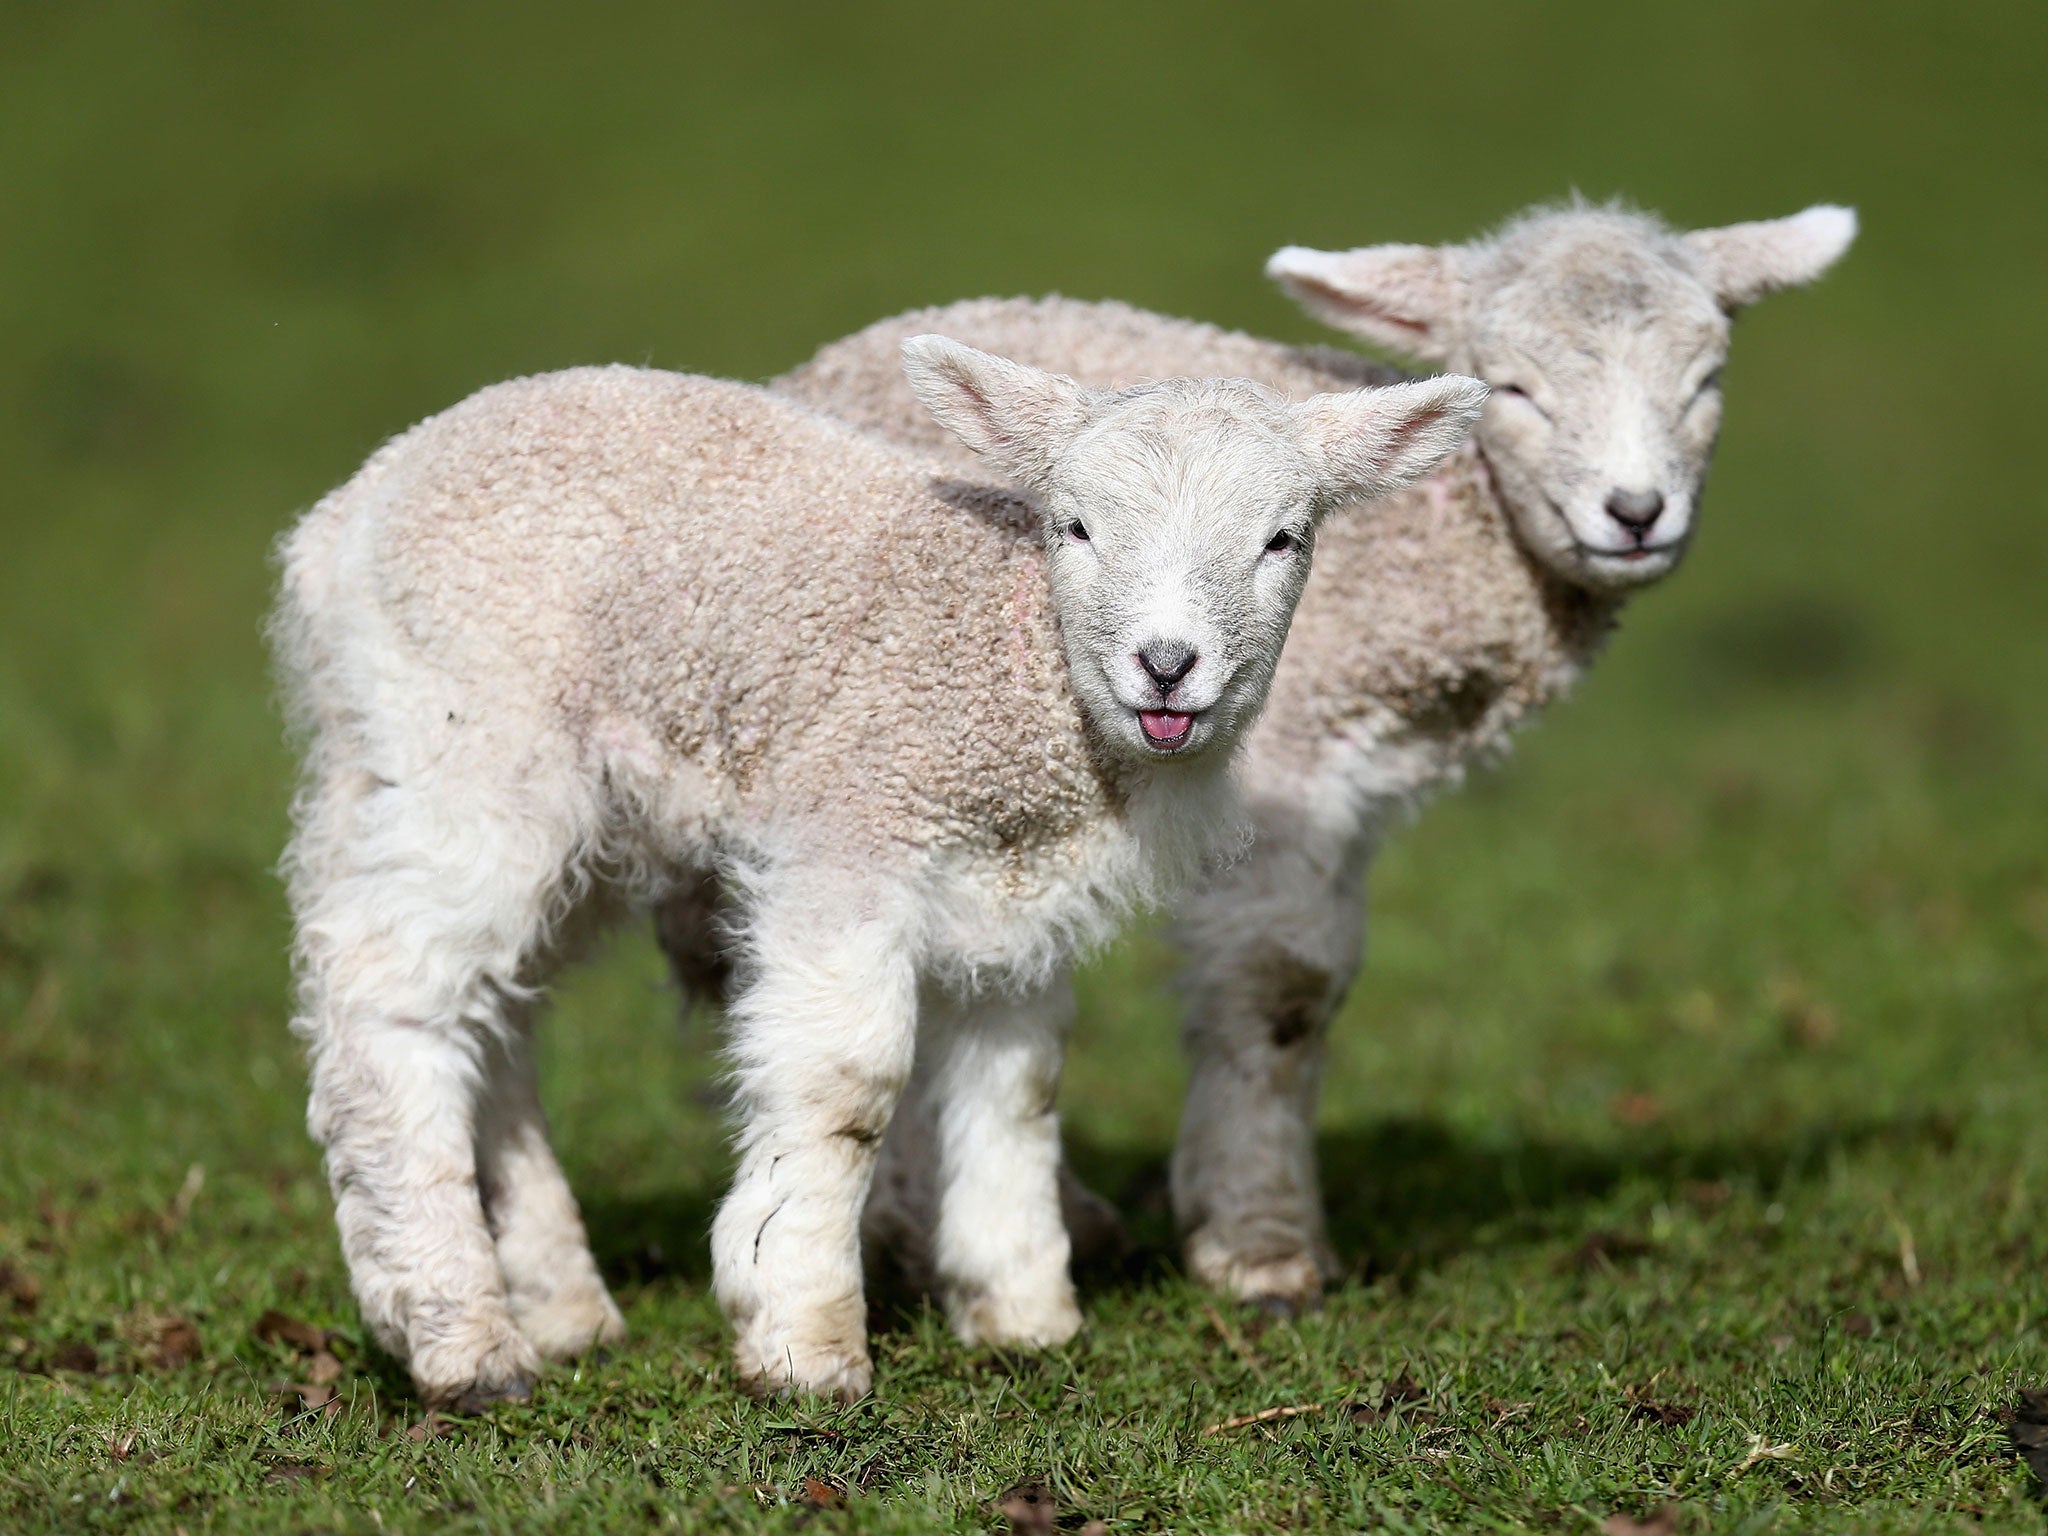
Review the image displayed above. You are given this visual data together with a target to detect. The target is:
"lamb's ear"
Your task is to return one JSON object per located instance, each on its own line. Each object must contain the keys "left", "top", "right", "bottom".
{"left": 900, "top": 334, "right": 1089, "bottom": 489}
{"left": 1291, "top": 374, "right": 1489, "bottom": 509}
{"left": 1266, "top": 243, "right": 1466, "bottom": 364}
{"left": 1684, "top": 205, "right": 1858, "bottom": 312}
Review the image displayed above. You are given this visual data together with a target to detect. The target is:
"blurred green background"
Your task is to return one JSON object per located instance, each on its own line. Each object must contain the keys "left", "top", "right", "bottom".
{"left": 5, "top": 0, "right": 2041, "bottom": 1185}
{"left": 1, "top": 3, "right": 2044, "bottom": 1528}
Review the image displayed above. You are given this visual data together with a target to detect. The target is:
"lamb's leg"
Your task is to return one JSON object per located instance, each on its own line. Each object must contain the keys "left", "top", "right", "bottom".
{"left": 710, "top": 881, "right": 918, "bottom": 1401}
{"left": 866, "top": 1006, "right": 1126, "bottom": 1297}
{"left": 861, "top": 1033, "right": 943, "bottom": 1292}
{"left": 1171, "top": 836, "right": 1369, "bottom": 1311}
{"left": 920, "top": 978, "right": 1082, "bottom": 1348}
{"left": 292, "top": 774, "right": 580, "bottom": 1409}
{"left": 475, "top": 1024, "right": 626, "bottom": 1361}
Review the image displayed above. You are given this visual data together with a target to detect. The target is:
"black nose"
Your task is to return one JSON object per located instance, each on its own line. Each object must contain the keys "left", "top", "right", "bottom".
{"left": 1137, "top": 642, "right": 1198, "bottom": 696}
{"left": 1604, "top": 488, "right": 1666, "bottom": 534}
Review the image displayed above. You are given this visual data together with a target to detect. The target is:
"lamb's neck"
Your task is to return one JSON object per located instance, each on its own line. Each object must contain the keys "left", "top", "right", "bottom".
{"left": 1257, "top": 446, "right": 1627, "bottom": 815}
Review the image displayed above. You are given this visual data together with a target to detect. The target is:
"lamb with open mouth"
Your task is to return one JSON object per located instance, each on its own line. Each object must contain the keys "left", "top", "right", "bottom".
{"left": 272, "top": 331, "right": 1484, "bottom": 1408}
{"left": 1139, "top": 708, "right": 1196, "bottom": 748}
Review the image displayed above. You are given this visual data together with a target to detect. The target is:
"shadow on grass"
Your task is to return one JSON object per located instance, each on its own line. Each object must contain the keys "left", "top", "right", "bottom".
{"left": 1302, "top": 1113, "right": 1951, "bottom": 1282}
{"left": 576, "top": 1109, "right": 1959, "bottom": 1303}
{"left": 580, "top": 1185, "right": 724, "bottom": 1290}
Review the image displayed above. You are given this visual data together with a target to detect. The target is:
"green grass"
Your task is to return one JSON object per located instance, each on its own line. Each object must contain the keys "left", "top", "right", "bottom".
{"left": 2, "top": 2, "right": 2045, "bottom": 1530}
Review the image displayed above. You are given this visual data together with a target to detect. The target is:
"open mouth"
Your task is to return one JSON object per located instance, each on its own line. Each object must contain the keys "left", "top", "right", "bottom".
{"left": 1137, "top": 709, "right": 1196, "bottom": 750}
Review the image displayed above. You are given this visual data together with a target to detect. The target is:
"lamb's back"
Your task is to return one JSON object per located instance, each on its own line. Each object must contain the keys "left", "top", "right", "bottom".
{"left": 777, "top": 297, "right": 1405, "bottom": 475}
{"left": 289, "top": 365, "right": 1105, "bottom": 855}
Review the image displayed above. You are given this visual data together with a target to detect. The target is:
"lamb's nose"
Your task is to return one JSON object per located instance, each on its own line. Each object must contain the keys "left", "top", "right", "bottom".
{"left": 1137, "top": 642, "right": 1198, "bottom": 696}
{"left": 1604, "top": 488, "right": 1666, "bottom": 535}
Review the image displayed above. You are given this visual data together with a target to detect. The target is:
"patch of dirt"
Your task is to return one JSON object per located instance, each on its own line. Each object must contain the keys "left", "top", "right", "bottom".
{"left": 1568, "top": 1231, "right": 1656, "bottom": 1271}
{"left": 0, "top": 1262, "right": 40, "bottom": 1314}
{"left": 1628, "top": 1400, "right": 1695, "bottom": 1428}
{"left": 1609, "top": 1091, "right": 1665, "bottom": 1127}
{"left": 44, "top": 1339, "right": 102, "bottom": 1375}
{"left": 1679, "top": 1180, "right": 1732, "bottom": 1213}
{"left": 1344, "top": 1372, "right": 1436, "bottom": 1426}
{"left": 1601, "top": 1505, "right": 1680, "bottom": 1536}
{"left": 989, "top": 1481, "right": 1102, "bottom": 1535}
{"left": 800, "top": 1477, "right": 845, "bottom": 1511}
{"left": 134, "top": 1312, "right": 202, "bottom": 1370}
{"left": 254, "top": 1307, "right": 345, "bottom": 1388}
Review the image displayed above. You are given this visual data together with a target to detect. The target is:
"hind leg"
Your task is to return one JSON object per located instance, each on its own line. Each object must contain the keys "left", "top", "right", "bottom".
{"left": 475, "top": 1022, "right": 626, "bottom": 1361}
{"left": 292, "top": 770, "right": 584, "bottom": 1408}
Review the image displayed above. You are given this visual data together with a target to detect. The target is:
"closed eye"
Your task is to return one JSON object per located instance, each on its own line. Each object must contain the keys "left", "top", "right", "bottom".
{"left": 1492, "top": 381, "right": 1550, "bottom": 419}
{"left": 1692, "top": 367, "right": 1724, "bottom": 401}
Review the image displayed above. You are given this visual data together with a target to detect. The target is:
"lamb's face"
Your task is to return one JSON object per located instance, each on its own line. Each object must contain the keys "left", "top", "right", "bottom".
{"left": 1034, "top": 387, "right": 1324, "bottom": 760}
{"left": 1465, "top": 229, "right": 1730, "bottom": 593}
{"left": 900, "top": 338, "right": 1488, "bottom": 765}
{"left": 1268, "top": 203, "right": 1856, "bottom": 597}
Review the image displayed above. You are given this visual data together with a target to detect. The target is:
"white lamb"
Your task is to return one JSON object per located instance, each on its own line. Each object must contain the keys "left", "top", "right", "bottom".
{"left": 272, "top": 337, "right": 1486, "bottom": 1406}
{"left": 684, "top": 200, "right": 1855, "bottom": 1308}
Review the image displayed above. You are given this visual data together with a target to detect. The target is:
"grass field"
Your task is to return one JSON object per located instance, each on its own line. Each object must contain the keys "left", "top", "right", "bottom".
{"left": 3, "top": 3, "right": 2046, "bottom": 1531}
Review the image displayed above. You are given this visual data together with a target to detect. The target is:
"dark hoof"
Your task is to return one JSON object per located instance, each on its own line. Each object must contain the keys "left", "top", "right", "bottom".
{"left": 444, "top": 1375, "right": 533, "bottom": 1414}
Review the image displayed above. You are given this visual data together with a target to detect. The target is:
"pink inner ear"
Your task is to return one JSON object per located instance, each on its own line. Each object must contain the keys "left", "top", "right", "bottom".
{"left": 1300, "top": 279, "right": 1429, "bottom": 336}
{"left": 1385, "top": 403, "right": 1454, "bottom": 456}
{"left": 1362, "top": 306, "right": 1431, "bottom": 337}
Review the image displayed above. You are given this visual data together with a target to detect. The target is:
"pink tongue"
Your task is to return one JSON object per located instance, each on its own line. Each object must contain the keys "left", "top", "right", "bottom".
{"left": 1139, "top": 710, "right": 1193, "bottom": 744}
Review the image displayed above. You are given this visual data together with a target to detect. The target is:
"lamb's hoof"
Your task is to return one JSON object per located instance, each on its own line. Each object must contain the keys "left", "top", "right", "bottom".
{"left": 734, "top": 1334, "right": 873, "bottom": 1404}
{"left": 511, "top": 1286, "right": 629, "bottom": 1362}
{"left": 1186, "top": 1236, "right": 1328, "bottom": 1315}
{"left": 445, "top": 1374, "right": 534, "bottom": 1414}
{"left": 414, "top": 1320, "right": 545, "bottom": 1413}
{"left": 949, "top": 1284, "right": 1083, "bottom": 1351}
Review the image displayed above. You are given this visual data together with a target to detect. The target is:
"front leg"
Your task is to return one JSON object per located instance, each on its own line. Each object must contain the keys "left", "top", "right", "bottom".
{"left": 1171, "top": 835, "right": 1368, "bottom": 1310}
{"left": 919, "top": 977, "right": 1082, "bottom": 1348}
{"left": 710, "top": 882, "right": 918, "bottom": 1401}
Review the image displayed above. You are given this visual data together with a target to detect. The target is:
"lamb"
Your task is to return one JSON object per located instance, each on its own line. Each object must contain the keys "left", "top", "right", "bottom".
{"left": 271, "top": 337, "right": 1487, "bottom": 1407}
{"left": 684, "top": 200, "right": 1855, "bottom": 1308}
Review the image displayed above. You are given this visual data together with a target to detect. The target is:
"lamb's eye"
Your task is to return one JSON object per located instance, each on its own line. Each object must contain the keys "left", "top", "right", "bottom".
{"left": 1065, "top": 520, "right": 1090, "bottom": 543}
{"left": 1492, "top": 382, "right": 1551, "bottom": 422}
{"left": 1693, "top": 368, "right": 1724, "bottom": 400}
{"left": 1264, "top": 529, "right": 1298, "bottom": 555}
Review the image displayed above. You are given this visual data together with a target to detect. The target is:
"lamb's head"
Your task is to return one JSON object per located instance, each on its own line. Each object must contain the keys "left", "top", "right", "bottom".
{"left": 902, "top": 335, "right": 1486, "bottom": 763}
{"left": 1268, "top": 201, "right": 1857, "bottom": 593}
